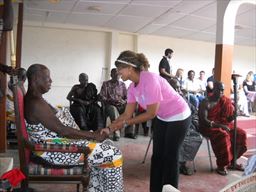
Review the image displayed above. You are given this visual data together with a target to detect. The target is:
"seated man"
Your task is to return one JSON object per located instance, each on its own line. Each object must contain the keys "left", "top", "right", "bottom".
{"left": 99, "top": 68, "right": 127, "bottom": 141}
{"left": 199, "top": 81, "right": 247, "bottom": 176}
{"left": 183, "top": 70, "right": 205, "bottom": 108}
{"left": 169, "top": 78, "right": 202, "bottom": 176}
{"left": 25, "top": 64, "right": 123, "bottom": 191}
{"left": 67, "top": 73, "right": 104, "bottom": 131}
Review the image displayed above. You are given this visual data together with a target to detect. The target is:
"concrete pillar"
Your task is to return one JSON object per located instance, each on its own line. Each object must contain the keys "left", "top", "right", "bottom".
{"left": 215, "top": 0, "right": 256, "bottom": 96}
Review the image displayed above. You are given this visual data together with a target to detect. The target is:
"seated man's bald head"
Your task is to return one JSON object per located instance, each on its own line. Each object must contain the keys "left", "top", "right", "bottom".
{"left": 27, "top": 64, "right": 48, "bottom": 83}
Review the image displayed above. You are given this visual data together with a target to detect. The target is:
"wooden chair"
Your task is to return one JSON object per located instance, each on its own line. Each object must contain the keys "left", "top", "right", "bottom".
{"left": 11, "top": 76, "right": 90, "bottom": 192}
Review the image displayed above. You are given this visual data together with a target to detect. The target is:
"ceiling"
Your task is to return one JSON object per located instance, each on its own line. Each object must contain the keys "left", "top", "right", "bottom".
{"left": 19, "top": 0, "right": 256, "bottom": 47}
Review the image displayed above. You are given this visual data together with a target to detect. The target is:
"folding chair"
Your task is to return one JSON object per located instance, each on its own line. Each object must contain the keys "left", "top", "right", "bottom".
{"left": 205, "top": 137, "right": 214, "bottom": 172}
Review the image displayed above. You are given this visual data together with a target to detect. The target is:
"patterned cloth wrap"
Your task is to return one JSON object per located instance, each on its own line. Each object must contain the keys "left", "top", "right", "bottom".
{"left": 56, "top": 106, "right": 80, "bottom": 130}
{"left": 6, "top": 88, "right": 15, "bottom": 121}
{"left": 26, "top": 106, "right": 124, "bottom": 192}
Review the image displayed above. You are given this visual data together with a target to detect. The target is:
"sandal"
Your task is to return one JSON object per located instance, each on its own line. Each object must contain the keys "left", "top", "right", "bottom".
{"left": 180, "top": 165, "right": 194, "bottom": 176}
{"left": 216, "top": 167, "right": 228, "bottom": 176}
{"left": 228, "top": 163, "right": 244, "bottom": 171}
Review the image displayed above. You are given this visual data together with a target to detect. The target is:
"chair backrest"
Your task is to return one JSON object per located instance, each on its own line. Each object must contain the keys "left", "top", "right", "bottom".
{"left": 12, "top": 78, "right": 30, "bottom": 170}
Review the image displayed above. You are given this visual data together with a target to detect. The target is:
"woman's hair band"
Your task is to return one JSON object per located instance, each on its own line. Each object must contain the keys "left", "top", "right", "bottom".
{"left": 116, "top": 59, "right": 137, "bottom": 68}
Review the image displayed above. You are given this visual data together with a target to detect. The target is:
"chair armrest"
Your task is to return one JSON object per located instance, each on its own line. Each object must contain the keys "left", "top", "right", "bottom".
{"left": 22, "top": 139, "right": 90, "bottom": 154}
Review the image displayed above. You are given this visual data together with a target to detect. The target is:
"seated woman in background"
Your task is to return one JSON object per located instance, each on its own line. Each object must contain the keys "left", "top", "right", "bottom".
{"left": 243, "top": 71, "right": 256, "bottom": 112}
{"left": 67, "top": 73, "right": 104, "bottom": 131}
{"left": 230, "top": 78, "right": 250, "bottom": 117}
{"left": 24, "top": 64, "right": 123, "bottom": 192}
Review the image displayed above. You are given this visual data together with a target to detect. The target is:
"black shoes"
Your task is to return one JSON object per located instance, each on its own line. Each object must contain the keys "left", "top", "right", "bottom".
{"left": 124, "top": 133, "right": 137, "bottom": 139}
{"left": 113, "top": 135, "right": 120, "bottom": 141}
{"left": 143, "top": 126, "right": 149, "bottom": 136}
{"left": 113, "top": 133, "right": 138, "bottom": 140}
{"left": 216, "top": 166, "right": 228, "bottom": 176}
{"left": 179, "top": 164, "right": 194, "bottom": 176}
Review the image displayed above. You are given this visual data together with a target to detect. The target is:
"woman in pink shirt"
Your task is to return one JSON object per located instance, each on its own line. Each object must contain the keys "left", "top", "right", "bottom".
{"left": 101, "top": 50, "right": 191, "bottom": 191}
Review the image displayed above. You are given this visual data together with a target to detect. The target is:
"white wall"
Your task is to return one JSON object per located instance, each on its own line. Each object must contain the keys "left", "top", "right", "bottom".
{"left": 21, "top": 25, "right": 255, "bottom": 106}
{"left": 137, "top": 35, "right": 216, "bottom": 77}
{"left": 233, "top": 45, "right": 256, "bottom": 75}
{"left": 22, "top": 26, "right": 109, "bottom": 106}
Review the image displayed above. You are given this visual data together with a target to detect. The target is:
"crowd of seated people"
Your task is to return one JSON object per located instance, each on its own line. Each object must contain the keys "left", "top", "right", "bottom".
{"left": 183, "top": 68, "right": 255, "bottom": 117}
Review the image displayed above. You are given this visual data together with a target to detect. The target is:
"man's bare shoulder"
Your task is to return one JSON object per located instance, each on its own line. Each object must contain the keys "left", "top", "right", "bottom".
{"left": 199, "top": 98, "right": 210, "bottom": 109}
{"left": 25, "top": 96, "right": 51, "bottom": 119}
{"left": 71, "top": 84, "right": 80, "bottom": 89}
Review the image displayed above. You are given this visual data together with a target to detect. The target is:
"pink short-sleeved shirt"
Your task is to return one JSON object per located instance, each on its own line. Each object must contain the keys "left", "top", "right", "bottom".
{"left": 127, "top": 71, "right": 190, "bottom": 120}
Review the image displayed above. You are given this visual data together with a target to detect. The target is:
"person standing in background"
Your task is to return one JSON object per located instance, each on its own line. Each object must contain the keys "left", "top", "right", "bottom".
{"left": 159, "top": 48, "right": 174, "bottom": 83}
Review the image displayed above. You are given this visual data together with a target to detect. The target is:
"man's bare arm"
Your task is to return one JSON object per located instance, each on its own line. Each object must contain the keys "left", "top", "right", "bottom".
{"left": 160, "top": 68, "right": 174, "bottom": 78}
{"left": 30, "top": 99, "right": 98, "bottom": 140}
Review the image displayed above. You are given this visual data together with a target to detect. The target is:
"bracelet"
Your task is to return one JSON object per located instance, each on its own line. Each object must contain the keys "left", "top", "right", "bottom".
{"left": 210, "top": 121, "right": 214, "bottom": 127}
